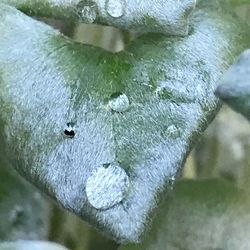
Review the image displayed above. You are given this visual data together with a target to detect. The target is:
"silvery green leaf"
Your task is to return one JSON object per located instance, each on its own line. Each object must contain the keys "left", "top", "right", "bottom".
{"left": 215, "top": 50, "right": 250, "bottom": 121}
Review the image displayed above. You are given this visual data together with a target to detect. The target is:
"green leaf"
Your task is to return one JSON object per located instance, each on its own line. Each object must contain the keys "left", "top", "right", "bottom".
{"left": 215, "top": 49, "right": 250, "bottom": 121}
{"left": 0, "top": 0, "right": 196, "bottom": 36}
{"left": 0, "top": 241, "right": 68, "bottom": 250}
{"left": 119, "top": 179, "right": 250, "bottom": 250}
{"left": 0, "top": 0, "right": 249, "bottom": 243}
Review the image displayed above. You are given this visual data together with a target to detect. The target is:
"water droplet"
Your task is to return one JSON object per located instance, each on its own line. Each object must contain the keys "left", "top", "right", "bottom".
{"left": 86, "top": 163, "right": 130, "bottom": 210}
{"left": 108, "top": 93, "right": 130, "bottom": 112}
{"left": 106, "top": 0, "right": 125, "bottom": 18}
{"left": 77, "top": 0, "right": 97, "bottom": 23}
{"left": 164, "top": 125, "right": 180, "bottom": 139}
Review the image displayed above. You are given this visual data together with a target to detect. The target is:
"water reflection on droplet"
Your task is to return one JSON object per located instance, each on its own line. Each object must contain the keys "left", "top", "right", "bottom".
{"left": 77, "top": 0, "right": 97, "bottom": 23}
{"left": 106, "top": 0, "right": 125, "bottom": 18}
{"left": 109, "top": 93, "right": 130, "bottom": 112}
{"left": 164, "top": 125, "right": 180, "bottom": 139}
{"left": 86, "top": 163, "right": 130, "bottom": 210}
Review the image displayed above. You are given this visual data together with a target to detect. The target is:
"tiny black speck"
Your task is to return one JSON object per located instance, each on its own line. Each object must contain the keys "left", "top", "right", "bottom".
{"left": 64, "top": 129, "right": 75, "bottom": 138}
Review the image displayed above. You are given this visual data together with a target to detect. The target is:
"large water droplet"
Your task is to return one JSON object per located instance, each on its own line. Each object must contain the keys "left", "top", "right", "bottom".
{"left": 86, "top": 163, "right": 130, "bottom": 210}
{"left": 77, "top": 0, "right": 97, "bottom": 23}
{"left": 106, "top": 0, "right": 125, "bottom": 18}
{"left": 109, "top": 93, "right": 130, "bottom": 112}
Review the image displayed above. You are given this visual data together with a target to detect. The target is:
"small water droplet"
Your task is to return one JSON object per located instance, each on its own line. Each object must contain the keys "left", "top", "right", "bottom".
{"left": 77, "top": 0, "right": 97, "bottom": 23}
{"left": 164, "top": 125, "right": 180, "bottom": 139}
{"left": 86, "top": 163, "right": 130, "bottom": 210}
{"left": 109, "top": 93, "right": 130, "bottom": 112}
{"left": 106, "top": 0, "right": 125, "bottom": 18}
